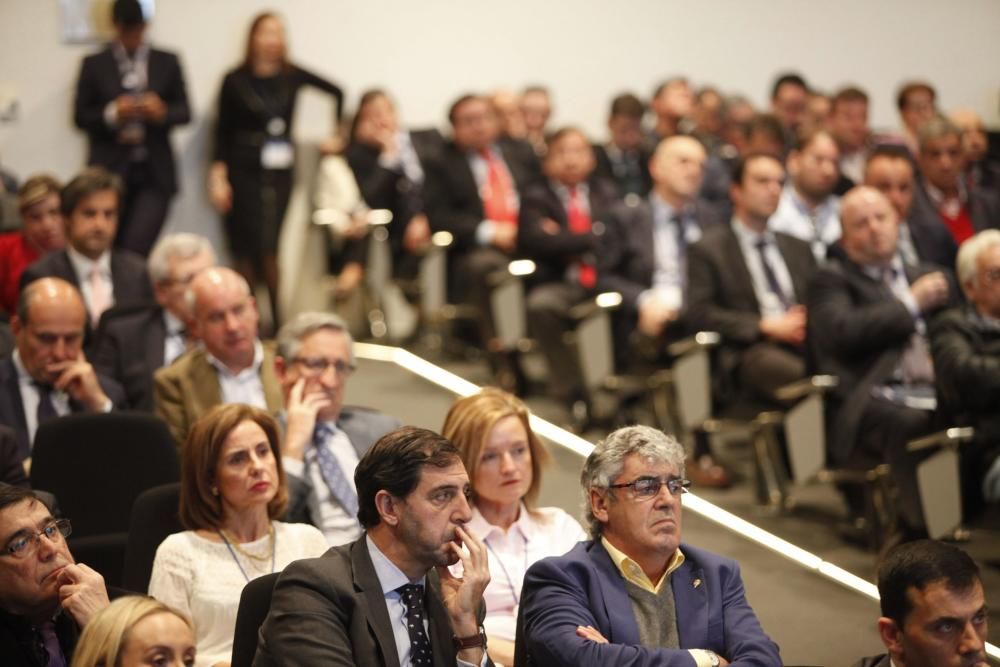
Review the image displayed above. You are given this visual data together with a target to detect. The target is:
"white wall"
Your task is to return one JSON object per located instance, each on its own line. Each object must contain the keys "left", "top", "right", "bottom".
{"left": 1, "top": 0, "right": 998, "bottom": 248}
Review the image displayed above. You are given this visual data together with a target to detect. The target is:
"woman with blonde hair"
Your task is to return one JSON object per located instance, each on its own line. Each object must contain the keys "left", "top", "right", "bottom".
{"left": 442, "top": 388, "right": 586, "bottom": 665}
{"left": 71, "top": 596, "right": 194, "bottom": 667}
{"left": 148, "top": 404, "right": 327, "bottom": 667}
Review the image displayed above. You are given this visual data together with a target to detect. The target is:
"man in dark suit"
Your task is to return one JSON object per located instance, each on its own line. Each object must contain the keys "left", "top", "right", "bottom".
{"left": 853, "top": 539, "right": 988, "bottom": 667}
{"left": 254, "top": 426, "right": 491, "bottom": 667}
{"left": 0, "top": 278, "right": 125, "bottom": 462}
{"left": 19, "top": 167, "right": 153, "bottom": 346}
{"left": 73, "top": 0, "right": 191, "bottom": 256}
{"left": 807, "top": 187, "right": 955, "bottom": 537}
{"left": 424, "top": 94, "right": 543, "bottom": 387}
{"left": 929, "top": 229, "right": 1000, "bottom": 510}
{"left": 592, "top": 93, "right": 652, "bottom": 199}
{"left": 0, "top": 485, "right": 111, "bottom": 667}
{"left": 275, "top": 311, "right": 400, "bottom": 545}
{"left": 0, "top": 426, "right": 28, "bottom": 488}
{"left": 346, "top": 90, "right": 444, "bottom": 282}
{"left": 864, "top": 145, "right": 958, "bottom": 272}
{"left": 92, "top": 232, "right": 215, "bottom": 410}
{"left": 518, "top": 127, "right": 617, "bottom": 408}
{"left": 910, "top": 116, "right": 1000, "bottom": 250}
{"left": 517, "top": 425, "right": 780, "bottom": 666}
{"left": 154, "top": 267, "right": 282, "bottom": 445}
{"left": 687, "top": 153, "right": 817, "bottom": 414}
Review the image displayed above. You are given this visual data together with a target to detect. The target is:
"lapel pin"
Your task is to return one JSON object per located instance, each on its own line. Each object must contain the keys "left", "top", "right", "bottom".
{"left": 692, "top": 578, "right": 702, "bottom": 589}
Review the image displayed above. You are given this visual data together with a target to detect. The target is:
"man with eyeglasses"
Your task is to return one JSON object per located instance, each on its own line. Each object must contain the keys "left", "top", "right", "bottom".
{"left": 274, "top": 311, "right": 399, "bottom": 545}
{"left": 0, "top": 485, "right": 109, "bottom": 666}
{"left": 92, "top": 232, "right": 215, "bottom": 411}
{"left": 517, "top": 425, "right": 780, "bottom": 666}
{"left": 154, "top": 266, "right": 282, "bottom": 445}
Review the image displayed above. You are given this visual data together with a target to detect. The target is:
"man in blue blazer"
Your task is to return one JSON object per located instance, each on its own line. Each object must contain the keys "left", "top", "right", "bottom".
{"left": 517, "top": 425, "right": 780, "bottom": 666}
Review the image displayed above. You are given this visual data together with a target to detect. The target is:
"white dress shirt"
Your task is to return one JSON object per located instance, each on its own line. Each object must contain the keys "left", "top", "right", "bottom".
{"left": 163, "top": 310, "right": 187, "bottom": 366}
{"left": 12, "top": 350, "right": 71, "bottom": 446}
{"left": 282, "top": 419, "right": 363, "bottom": 546}
{"left": 66, "top": 246, "right": 114, "bottom": 319}
{"left": 768, "top": 185, "right": 840, "bottom": 262}
{"left": 206, "top": 340, "right": 267, "bottom": 408}
{"left": 730, "top": 219, "right": 797, "bottom": 319}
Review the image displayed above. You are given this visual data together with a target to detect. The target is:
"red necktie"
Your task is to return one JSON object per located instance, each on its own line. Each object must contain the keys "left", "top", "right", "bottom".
{"left": 480, "top": 149, "right": 518, "bottom": 225}
{"left": 567, "top": 187, "right": 596, "bottom": 289}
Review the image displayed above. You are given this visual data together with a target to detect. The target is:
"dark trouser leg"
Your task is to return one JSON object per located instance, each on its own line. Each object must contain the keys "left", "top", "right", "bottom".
{"left": 118, "top": 177, "right": 171, "bottom": 257}
{"left": 855, "top": 397, "right": 934, "bottom": 532}
{"left": 527, "top": 282, "right": 587, "bottom": 402}
{"left": 455, "top": 247, "right": 510, "bottom": 346}
{"left": 738, "top": 342, "right": 806, "bottom": 408}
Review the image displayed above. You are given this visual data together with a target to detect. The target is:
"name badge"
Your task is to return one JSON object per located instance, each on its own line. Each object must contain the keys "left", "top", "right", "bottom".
{"left": 261, "top": 140, "right": 294, "bottom": 170}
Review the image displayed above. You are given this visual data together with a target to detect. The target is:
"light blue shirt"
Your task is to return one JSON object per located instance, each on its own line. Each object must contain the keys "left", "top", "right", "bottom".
{"left": 769, "top": 185, "right": 840, "bottom": 262}
{"left": 640, "top": 193, "right": 703, "bottom": 310}
{"left": 365, "top": 536, "right": 483, "bottom": 667}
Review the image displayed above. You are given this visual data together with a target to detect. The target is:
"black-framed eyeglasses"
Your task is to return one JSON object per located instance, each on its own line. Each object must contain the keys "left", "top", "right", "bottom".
{"left": 1, "top": 519, "right": 72, "bottom": 559}
{"left": 608, "top": 476, "right": 691, "bottom": 498}
{"left": 292, "top": 356, "right": 355, "bottom": 377}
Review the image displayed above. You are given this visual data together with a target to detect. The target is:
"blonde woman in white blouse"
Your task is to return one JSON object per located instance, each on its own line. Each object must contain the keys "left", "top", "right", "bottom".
{"left": 442, "top": 388, "right": 587, "bottom": 666}
{"left": 148, "top": 404, "right": 327, "bottom": 667}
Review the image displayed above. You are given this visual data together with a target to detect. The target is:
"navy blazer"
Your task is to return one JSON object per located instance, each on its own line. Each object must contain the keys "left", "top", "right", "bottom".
{"left": 517, "top": 540, "right": 781, "bottom": 666}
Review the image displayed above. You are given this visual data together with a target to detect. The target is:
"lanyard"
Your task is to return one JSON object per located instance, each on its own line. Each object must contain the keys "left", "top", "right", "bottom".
{"left": 112, "top": 41, "right": 149, "bottom": 92}
{"left": 217, "top": 528, "right": 276, "bottom": 584}
{"left": 483, "top": 533, "right": 529, "bottom": 607}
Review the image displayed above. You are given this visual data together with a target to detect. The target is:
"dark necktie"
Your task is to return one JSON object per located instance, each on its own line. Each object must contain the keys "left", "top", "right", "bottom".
{"left": 754, "top": 238, "right": 791, "bottom": 309}
{"left": 397, "top": 584, "right": 434, "bottom": 665}
{"left": 35, "top": 384, "right": 59, "bottom": 426}
{"left": 312, "top": 424, "right": 360, "bottom": 517}
{"left": 38, "top": 620, "right": 67, "bottom": 667}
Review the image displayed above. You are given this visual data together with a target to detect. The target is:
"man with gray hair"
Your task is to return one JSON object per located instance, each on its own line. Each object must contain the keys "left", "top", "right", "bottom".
{"left": 931, "top": 229, "right": 1000, "bottom": 508}
{"left": 275, "top": 311, "right": 399, "bottom": 544}
{"left": 910, "top": 116, "right": 1000, "bottom": 248}
{"left": 93, "top": 232, "right": 215, "bottom": 410}
{"left": 517, "top": 425, "right": 780, "bottom": 667}
{"left": 154, "top": 266, "right": 281, "bottom": 444}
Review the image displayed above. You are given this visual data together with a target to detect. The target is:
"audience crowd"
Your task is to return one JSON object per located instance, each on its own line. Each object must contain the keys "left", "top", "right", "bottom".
{"left": 1, "top": 1, "right": 998, "bottom": 665}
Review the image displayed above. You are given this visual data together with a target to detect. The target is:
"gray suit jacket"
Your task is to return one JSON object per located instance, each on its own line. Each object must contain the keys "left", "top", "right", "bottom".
{"left": 283, "top": 407, "right": 401, "bottom": 527}
{"left": 253, "top": 536, "right": 489, "bottom": 667}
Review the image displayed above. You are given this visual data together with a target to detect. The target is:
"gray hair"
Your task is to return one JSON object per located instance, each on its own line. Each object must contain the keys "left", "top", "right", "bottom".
{"left": 917, "top": 115, "right": 961, "bottom": 153}
{"left": 957, "top": 229, "right": 1000, "bottom": 292}
{"left": 580, "top": 425, "right": 686, "bottom": 538}
{"left": 147, "top": 233, "right": 216, "bottom": 284}
{"left": 276, "top": 311, "right": 354, "bottom": 365}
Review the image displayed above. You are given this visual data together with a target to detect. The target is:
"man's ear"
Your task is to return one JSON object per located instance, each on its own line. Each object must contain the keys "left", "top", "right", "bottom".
{"left": 374, "top": 490, "right": 401, "bottom": 527}
{"left": 877, "top": 616, "right": 904, "bottom": 656}
{"left": 589, "top": 487, "right": 611, "bottom": 525}
{"left": 10, "top": 315, "right": 21, "bottom": 337}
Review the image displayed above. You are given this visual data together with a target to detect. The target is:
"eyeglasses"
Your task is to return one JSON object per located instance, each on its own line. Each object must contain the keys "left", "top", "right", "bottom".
{"left": 292, "top": 356, "right": 355, "bottom": 377}
{"left": 1, "top": 519, "right": 72, "bottom": 559}
{"left": 608, "top": 476, "right": 691, "bottom": 498}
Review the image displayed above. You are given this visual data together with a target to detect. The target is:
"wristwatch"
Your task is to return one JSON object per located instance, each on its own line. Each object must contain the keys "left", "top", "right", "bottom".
{"left": 453, "top": 626, "right": 488, "bottom": 651}
{"left": 705, "top": 650, "right": 721, "bottom": 667}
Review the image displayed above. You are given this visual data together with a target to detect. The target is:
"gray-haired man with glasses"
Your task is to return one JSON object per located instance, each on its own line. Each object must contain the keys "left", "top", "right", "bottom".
{"left": 517, "top": 425, "right": 780, "bottom": 667}
{"left": 275, "top": 312, "right": 399, "bottom": 546}
{"left": 0, "top": 485, "right": 109, "bottom": 666}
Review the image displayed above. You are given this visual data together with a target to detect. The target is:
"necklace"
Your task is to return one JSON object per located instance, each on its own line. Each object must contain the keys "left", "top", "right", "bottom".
{"left": 483, "top": 533, "right": 530, "bottom": 607}
{"left": 217, "top": 524, "right": 277, "bottom": 583}
{"left": 219, "top": 523, "right": 274, "bottom": 562}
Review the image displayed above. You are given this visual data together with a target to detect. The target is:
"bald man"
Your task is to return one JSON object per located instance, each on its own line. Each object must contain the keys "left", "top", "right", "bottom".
{"left": 807, "top": 186, "right": 956, "bottom": 540}
{"left": 0, "top": 278, "right": 125, "bottom": 461}
{"left": 153, "top": 267, "right": 281, "bottom": 445}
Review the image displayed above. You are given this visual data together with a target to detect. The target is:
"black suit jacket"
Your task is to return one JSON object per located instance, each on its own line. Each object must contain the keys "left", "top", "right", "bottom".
{"left": 0, "top": 357, "right": 127, "bottom": 461}
{"left": 91, "top": 304, "right": 167, "bottom": 411}
{"left": 517, "top": 177, "right": 619, "bottom": 288}
{"left": 592, "top": 143, "right": 652, "bottom": 198}
{"left": 0, "top": 424, "right": 28, "bottom": 487}
{"left": 346, "top": 129, "right": 445, "bottom": 253}
{"left": 73, "top": 46, "right": 191, "bottom": 194}
{"left": 424, "top": 137, "right": 543, "bottom": 252}
{"left": 0, "top": 607, "right": 80, "bottom": 667}
{"left": 254, "top": 536, "right": 490, "bottom": 667}
{"left": 19, "top": 249, "right": 154, "bottom": 345}
{"left": 600, "top": 196, "right": 724, "bottom": 315}
{"left": 910, "top": 181, "right": 1000, "bottom": 265}
{"left": 806, "top": 256, "right": 956, "bottom": 464}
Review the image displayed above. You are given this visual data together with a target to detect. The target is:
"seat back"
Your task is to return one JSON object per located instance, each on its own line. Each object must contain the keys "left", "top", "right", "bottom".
{"left": 231, "top": 572, "right": 281, "bottom": 667}
{"left": 30, "top": 412, "right": 179, "bottom": 538}
{"left": 122, "top": 482, "right": 183, "bottom": 592}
